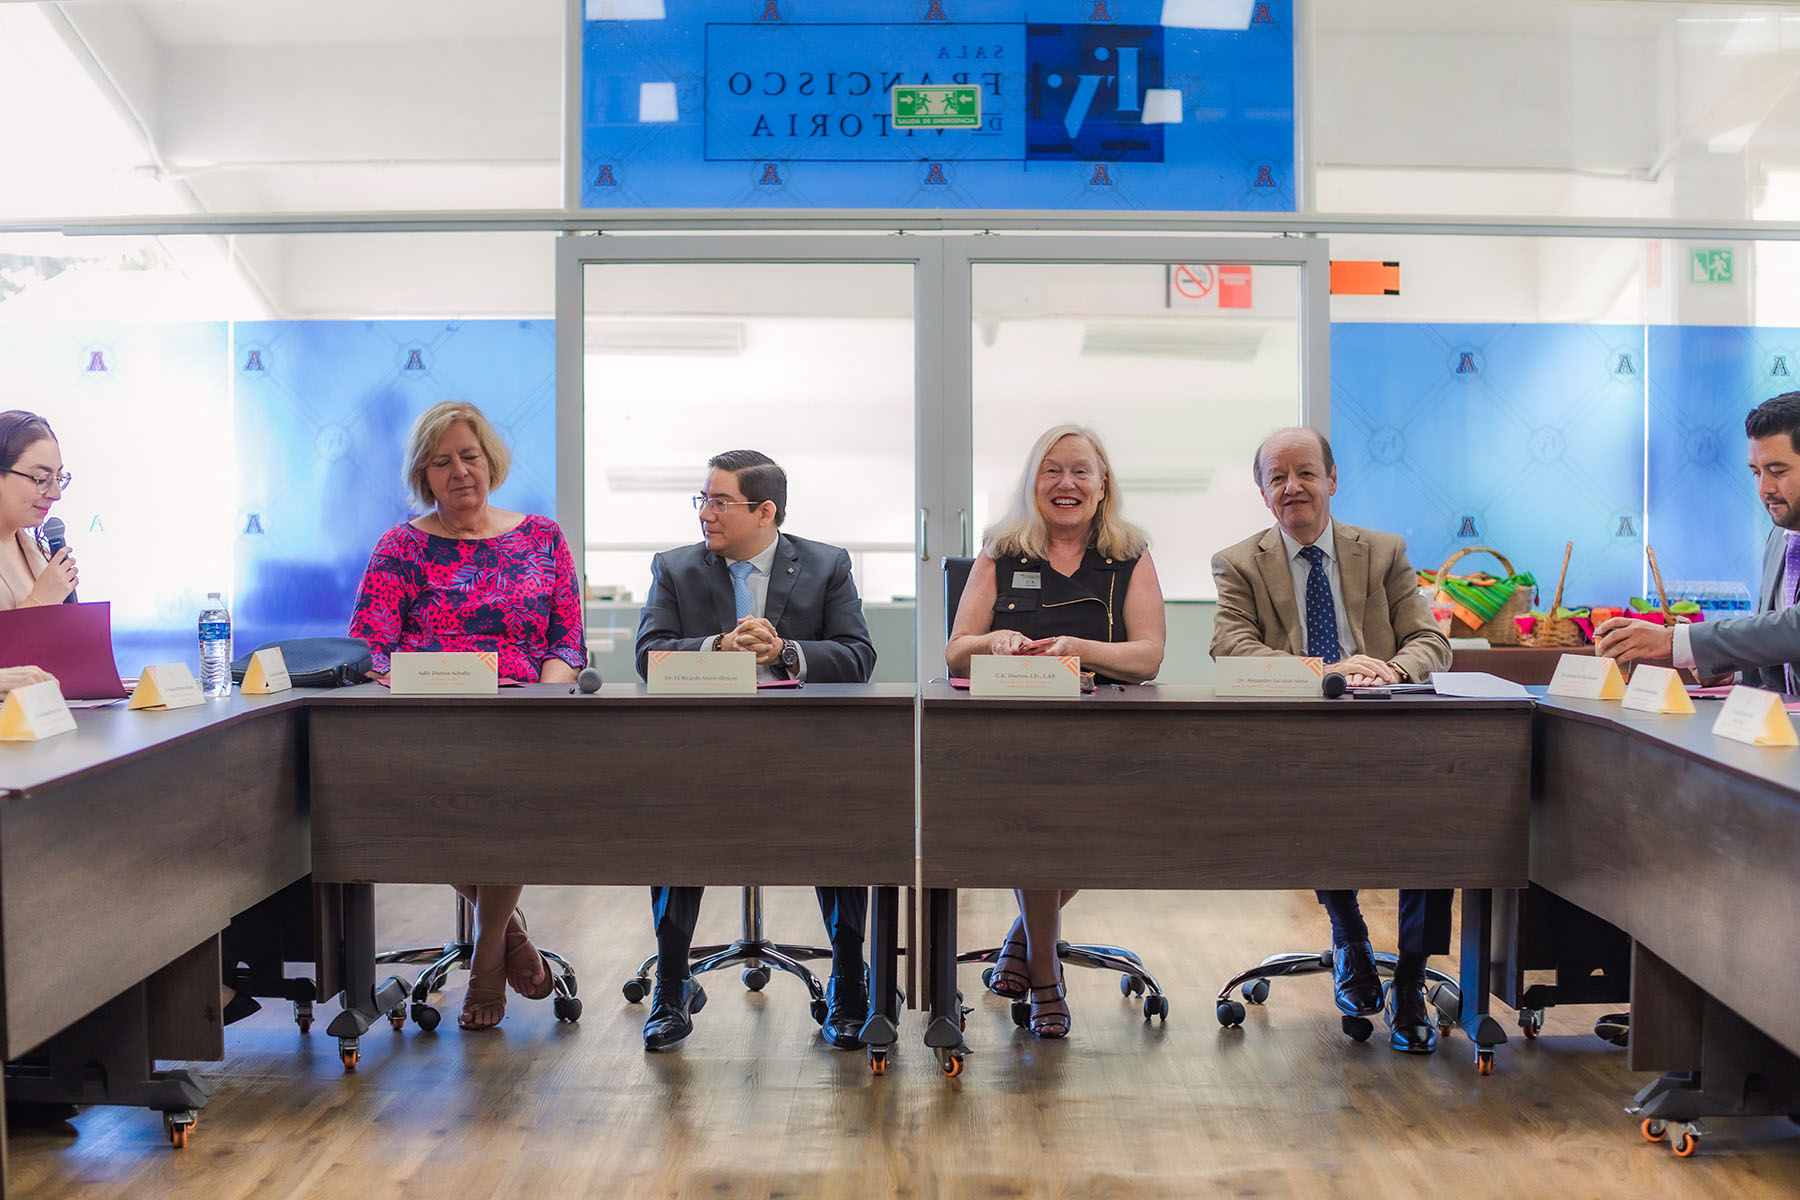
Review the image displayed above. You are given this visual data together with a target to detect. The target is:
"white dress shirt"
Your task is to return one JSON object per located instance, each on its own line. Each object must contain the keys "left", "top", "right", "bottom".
{"left": 1280, "top": 524, "right": 1357, "bottom": 658}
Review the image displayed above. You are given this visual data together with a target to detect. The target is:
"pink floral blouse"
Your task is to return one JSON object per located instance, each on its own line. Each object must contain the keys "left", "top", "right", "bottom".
{"left": 349, "top": 515, "right": 585, "bottom": 681}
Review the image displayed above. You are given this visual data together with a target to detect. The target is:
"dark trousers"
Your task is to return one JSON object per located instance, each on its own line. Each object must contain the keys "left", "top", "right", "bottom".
{"left": 1315, "top": 888, "right": 1452, "bottom": 959}
{"left": 650, "top": 885, "right": 868, "bottom": 968}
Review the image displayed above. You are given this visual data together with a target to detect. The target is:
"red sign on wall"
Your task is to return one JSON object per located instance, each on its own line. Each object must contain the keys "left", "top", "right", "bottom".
{"left": 1218, "top": 265, "right": 1253, "bottom": 309}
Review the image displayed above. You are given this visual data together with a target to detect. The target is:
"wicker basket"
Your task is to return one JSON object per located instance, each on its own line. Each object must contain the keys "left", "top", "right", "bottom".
{"left": 1525, "top": 542, "right": 1584, "bottom": 648}
{"left": 1431, "top": 546, "right": 1535, "bottom": 645}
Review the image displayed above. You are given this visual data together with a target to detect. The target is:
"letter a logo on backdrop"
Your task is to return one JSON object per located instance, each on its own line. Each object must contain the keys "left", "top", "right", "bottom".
{"left": 1457, "top": 516, "right": 1480, "bottom": 539}
{"left": 85, "top": 351, "right": 107, "bottom": 373}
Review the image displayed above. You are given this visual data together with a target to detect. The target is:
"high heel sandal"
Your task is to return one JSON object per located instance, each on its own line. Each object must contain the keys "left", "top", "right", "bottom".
{"left": 458, "top": 968, "right": 507, "bottom": 1030}
{"left": 503, "top": 909, "right": 554, "bottom": 1001}
{"left": 986, "top": 927, "right": 1030, "bottom": 999}
{"left": 1027, "top": 978, "right": 1072, "bottom": 1040}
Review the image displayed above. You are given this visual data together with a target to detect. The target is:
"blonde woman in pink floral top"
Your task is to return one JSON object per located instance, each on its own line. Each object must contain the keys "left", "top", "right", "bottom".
{"left": 349, "top": 400, "right": 585, "bottom": 1030}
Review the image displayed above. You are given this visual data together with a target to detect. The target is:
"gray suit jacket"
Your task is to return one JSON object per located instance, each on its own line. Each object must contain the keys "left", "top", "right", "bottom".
{"left": 1210, "top": 519, "right": 1452, "bottom": 683}
{"left": 633, "top": 532, "right": 876, "bottom": 684}
{"left": 1686, "top": 526, "right": 1797, "bottom": 689}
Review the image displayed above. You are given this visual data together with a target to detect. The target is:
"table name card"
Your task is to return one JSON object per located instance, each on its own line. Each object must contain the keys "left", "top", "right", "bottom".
{"left": 240, "top": 647, "right": 293, "bottom": 695}
{"left": 1214, "top": 655, "right": 1325, "bottom": 698}
{"left": 128, "top": 663, "right": 205, "bottom": 711}
{"left": 1546, "top": 653, "right": 1626, "bottom": 701}
{"left": 1710, "top": 685, "right": 1799, "bottom": 747}
{"left": 0, "top": 678, "right": 76, "bottom": 741}
{"left": 968, "top": 654, "right": 1081, "bottom": 698}
{"left": 1620, "top": 665, "right": 1696, "bottom": 715}
{"left": 646, "top": 650, "right": 756, "bottom": 695}
{"left": 388, "top": 652, "right": 499, "bottom": 696}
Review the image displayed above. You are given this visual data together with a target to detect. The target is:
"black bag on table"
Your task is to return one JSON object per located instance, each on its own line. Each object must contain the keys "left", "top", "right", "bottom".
{"left": 230, "top": 637, "right": 373, "bottom": 688}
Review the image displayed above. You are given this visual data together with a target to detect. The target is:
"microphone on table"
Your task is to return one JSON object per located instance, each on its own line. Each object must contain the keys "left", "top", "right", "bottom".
{"left": 1321, "top": 671, "right": 1394, "bottom": 700}
{"left": 1321, "top": 671, "right": 1348, "bottom": 699}
{"left": 571, "top": 666, "right": 603, "bottom": 695}
{"left": 40, "top": 516, "right": 76, "bottom": 604}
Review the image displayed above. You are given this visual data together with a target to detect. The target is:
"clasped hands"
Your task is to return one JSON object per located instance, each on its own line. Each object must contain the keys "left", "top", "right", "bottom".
{"left": 720, "top": 615, "right": 786, "bottom": 665}
{"left": 988, "top": 630, "right": 1083, "bottom": 658}
{"left": 1328, "top": 654, "right": 1400, "bottom": 688}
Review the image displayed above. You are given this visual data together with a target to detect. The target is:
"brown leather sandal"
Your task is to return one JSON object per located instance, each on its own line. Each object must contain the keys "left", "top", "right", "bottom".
{"left": 458, "top": 968, "right": 507, "bottom": 1030}
{"left": 503, "top": 909, "right": 554, "bottom": 1001}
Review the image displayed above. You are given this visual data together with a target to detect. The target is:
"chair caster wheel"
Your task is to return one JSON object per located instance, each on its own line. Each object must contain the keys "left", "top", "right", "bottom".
{"left": 339, "top": 1039, "right": 360, "bottom": 1071}
{"left": 1672, "top": 1130, "right": 1700, "bottom": 1158}
{"left": 621, "top": 978, "right": 648, "bottom": 1004}
{"left": 554, "top": 995, "right": 582, "bottom": 1022}
{"left": 389, "top": 1012, "right": 406, "bottom": 1033}
{"left": 870, "top": 1051, "right": 887, "bottom": 1077}
{"left": 1242, "top": 978, "right": 1270, "bottom": 1005}
{"left": 1216, "top": 1000, "right": 1245, "bottom": 1028}
{"left": 1475, "top": 1049, "right": 1495, "bottom": 1076}
{"left": 1119, "top": 974, "right": 1145, "bottom": 997}
{"left": 1143, "top": 994, "right": 1169, "bottom": 1022}
{"left": 1641, "top": 1117, "right": 1667, "bottom": 1143}
{"left": 1520, "top": 1008, "right": 1544, "bottom": 1039}
{"left": 743, "top": 966, "right": 770, "bottom": 992}
{"left": 163, "top": 1110, "right": 195, "bottom": 1149}
{"left": 981, "top": 967, "right": 996, "bottom": 990}
{"left": 810, "top": 998, "right": 829, "bottom": 1026}
{"left": 1342, "top": 1015, "right": 1373, "bottom": 1042}
{"left": 936, "top": 1048, "right": 964, "bottom": 1077}
{"left": 411, "top": 1004, "right": 441, "bottom": 1032}
{"left": 1010, "top": 1000, "right": 1029, "bottom": 1029}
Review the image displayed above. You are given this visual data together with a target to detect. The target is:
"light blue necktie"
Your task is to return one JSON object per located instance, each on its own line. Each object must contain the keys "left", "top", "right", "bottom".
{"left": 1299, "top": 544, "right": 1341, "bottom": 662}
{"left": 728, "top": 559, "right": 756, "bottom": 621}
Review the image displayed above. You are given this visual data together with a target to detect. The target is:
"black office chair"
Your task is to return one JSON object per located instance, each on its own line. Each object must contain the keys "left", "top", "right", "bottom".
{"left": 1213, "top": 950, "right": 1461, "bottom": 1043}
{"left": 618, "top": 887, "right": 832, "bottom": 1025}
{"left": 380, "top": 894, "right": 581, "bottom": 1030}
{"left": 941, "top": 555, "right": 1167, "bottom": 1024}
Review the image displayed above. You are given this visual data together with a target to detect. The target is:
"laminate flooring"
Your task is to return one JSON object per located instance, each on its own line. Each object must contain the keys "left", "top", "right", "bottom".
{"left": 12, "top": 885, "right": 1800, "bottom": 1199}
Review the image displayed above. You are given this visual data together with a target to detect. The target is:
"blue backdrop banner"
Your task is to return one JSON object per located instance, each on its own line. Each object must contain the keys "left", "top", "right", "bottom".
{"left": 581, "top": 2, "right": 1295, "bottom": 210}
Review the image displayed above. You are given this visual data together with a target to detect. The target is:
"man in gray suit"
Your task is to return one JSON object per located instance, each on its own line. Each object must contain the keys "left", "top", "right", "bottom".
{"left": 633, "top": 449, "right": 877, "bottom": 1052}
{"left": 1599, "top": 391, "right": 1800, "bottom": 686}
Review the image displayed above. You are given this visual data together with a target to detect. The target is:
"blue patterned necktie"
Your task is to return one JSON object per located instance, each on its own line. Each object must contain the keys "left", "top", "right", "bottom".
{"left": 728, "top": 559, "right": 756, "bottom": 622}
{"left": 1299, "top": 544, "right": 1341, "bottom": 662}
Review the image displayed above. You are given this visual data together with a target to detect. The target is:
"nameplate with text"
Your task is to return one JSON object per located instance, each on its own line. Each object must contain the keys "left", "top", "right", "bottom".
{"left": 389, "top": 652, "right": 499, "bottom": 696}
{"left": 1214, "top": 656, "right": 1325, "bottom": 698}
{"left": 240, "top": 646, "right": 293, "bottom": 695}
{"left": 1546, "top": 653, "right": 1626, "bottom": 701}
{"left": 646, "top": 650, "right": 756, "bottom": 696}
{"left": 1621, "top": 665, "right": 1696, "bottom": 715}
{"left": 968, "top": 655, "right": 1080, "bottom": 698}
{"left": 0, "top": 678, "right": 76, "bottom": 740}
{"left": 128, "top": 663, "right": 205, "bottom": 711}
{"left": 1711, "top": 685, "right": 1799, "bottom": 747}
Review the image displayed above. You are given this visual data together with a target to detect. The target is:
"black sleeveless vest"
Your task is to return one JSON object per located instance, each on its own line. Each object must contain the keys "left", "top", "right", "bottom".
{"left": 990, "top": 547, "right": 1137, "bottom": 683}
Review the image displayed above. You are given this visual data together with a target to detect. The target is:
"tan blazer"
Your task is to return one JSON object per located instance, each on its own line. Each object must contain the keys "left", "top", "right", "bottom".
{"left": 0, "top": 530, "right": 47, "bottom": 612}
{"left": 1210, "top": 520, "right": 1450, "bottom": 683}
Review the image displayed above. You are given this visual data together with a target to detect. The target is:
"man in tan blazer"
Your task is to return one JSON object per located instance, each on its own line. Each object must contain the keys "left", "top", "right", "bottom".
{"left": 1210, "top": 427, "right": 1452, "bottom": 1054}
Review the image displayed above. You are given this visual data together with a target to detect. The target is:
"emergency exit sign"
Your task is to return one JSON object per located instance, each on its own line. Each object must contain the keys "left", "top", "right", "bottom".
{"left": 891, "top": 85, "right": 980, "bottom": 128}
{"left": 1691, "top": 248, "right": 1733, "bottom": 284}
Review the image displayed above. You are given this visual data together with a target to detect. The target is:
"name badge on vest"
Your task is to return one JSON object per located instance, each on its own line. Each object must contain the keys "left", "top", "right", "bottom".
{"left": 1013, "top": 571, "right": 1042, "bottom": 590}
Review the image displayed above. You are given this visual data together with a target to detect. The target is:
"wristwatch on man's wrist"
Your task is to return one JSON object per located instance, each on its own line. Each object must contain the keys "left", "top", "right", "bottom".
{"left": 779, "top": 640, "right": 801, "bottom": 675}
{"left": 711, "top": 634, "right": 726, "bottom": 652}
{"left": 1387, "top": 660, "right": 1411, "bottom": 683}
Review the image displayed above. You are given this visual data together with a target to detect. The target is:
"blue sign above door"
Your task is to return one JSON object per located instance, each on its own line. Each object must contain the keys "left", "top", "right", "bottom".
{"left": 579, "top": 2, "right": 1294, "bottom": 211}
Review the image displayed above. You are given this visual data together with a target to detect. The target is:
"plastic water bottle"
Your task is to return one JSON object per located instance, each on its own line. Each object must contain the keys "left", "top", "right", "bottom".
{"left": 199, "top": 592, "right": 232, "bottom": 698}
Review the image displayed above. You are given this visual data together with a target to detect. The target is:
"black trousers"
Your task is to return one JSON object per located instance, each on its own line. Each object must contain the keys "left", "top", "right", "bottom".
{"left": 650, "top": 885, "right": 868, "bottom": 965}
{"left": 1315, "top": 888, "right": 1452, "bottom": 958}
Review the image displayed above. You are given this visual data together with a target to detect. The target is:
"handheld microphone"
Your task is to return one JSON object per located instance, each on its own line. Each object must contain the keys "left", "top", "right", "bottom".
{"left": 572, "top": 666, "right": 603, "bottom": 695}
{"left": 1321, "top": 671, "right": 1348, "bottom": 699}
{"left": 40, "top": 517, "right": 76, "bottom": 604}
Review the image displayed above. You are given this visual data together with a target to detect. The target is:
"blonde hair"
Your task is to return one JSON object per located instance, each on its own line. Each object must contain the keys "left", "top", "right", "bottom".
{"left": 983, "top": 424, "right": 1148, "bottom": 561}
{"left": 403, "top": 400, "right": 511, "bottom": 510}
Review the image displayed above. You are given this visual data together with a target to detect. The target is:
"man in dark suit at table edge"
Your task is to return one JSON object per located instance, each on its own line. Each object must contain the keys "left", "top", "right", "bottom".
{"left": 1598, "top": 391, "right": 1800, "bottom": 689}
{"left": 1210, "top": 426, "right": 1454, "bottom": 1054}
{"left": 633, "top": 449, "right": 878, "bottom": 1052}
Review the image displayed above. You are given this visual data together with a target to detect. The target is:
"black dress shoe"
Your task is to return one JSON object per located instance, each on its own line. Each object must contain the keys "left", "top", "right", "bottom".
{"left": 1385, "top": 979, "right": 1439, "bottom": 1054}
{"left": 643, "top": 976, "right": 707, "bottom": 1051}
{"left": 821, "top": 972, "right": 869, "bottom": 1050}
{"left": 1595, "top": 1011, "right": 1631, "bottom": 1047}
{"left": 1331, "top": 941, "right": 1383, "bottom": 1016}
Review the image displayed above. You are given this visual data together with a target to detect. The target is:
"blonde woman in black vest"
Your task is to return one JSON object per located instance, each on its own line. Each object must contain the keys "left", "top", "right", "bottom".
{"left": 945, "top": 424, "right": 1166, "bottom": 1037}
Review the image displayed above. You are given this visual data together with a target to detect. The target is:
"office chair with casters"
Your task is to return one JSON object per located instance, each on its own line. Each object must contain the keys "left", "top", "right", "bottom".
{"left": 941, "top": 555, "right": 1169, "bottom": 1024}
{"left": 1213, "top": 949, "right": 1461, "bottom": 1043}
{"left": 378, "top": 893, "right": 582, "bottom": 1030}
{"left": 620, "top": 886, "right": 831, "bottom": 1027}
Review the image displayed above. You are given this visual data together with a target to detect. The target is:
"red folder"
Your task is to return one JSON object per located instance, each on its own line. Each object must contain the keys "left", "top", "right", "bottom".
{"left": 0, "top": 601, "right": 130, "bottom": 699}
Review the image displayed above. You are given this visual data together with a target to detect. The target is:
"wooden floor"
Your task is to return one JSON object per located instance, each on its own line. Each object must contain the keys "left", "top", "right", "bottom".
{"left": 12, "top": 885, "right": 1800, "bottom": 1199}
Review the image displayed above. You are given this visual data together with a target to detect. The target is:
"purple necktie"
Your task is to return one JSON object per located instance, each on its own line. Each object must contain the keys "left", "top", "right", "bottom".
{"left": 1786, "top": 532, "right": 1800, "bottom": 608}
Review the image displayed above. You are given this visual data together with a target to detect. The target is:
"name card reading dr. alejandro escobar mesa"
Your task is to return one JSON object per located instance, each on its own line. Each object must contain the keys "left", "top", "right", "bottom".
{"left": 388, "top": 651, "right": 499, "bottom": 696}
{"left": 968, "top": 654, "right": 1081, "bottom": 698}
{"left": 646, "top": 650, "right": 756, "bottom": 696}
{"left": 1214, "top": 656, "right": 1326, "bottom": 698}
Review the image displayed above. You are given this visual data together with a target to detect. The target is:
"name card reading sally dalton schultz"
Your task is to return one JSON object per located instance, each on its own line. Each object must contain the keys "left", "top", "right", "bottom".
{"left": 968, "top": 654, "right": 1081, "bottom": 698}
{"left": 1214, "top": 655, "right": 1326, "bottom": 699}
{"left": 388, "top": 651, "right": 499, "bottom": 696}
{"left": 646, "top": 650, "right": 756, "bottom": 696}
